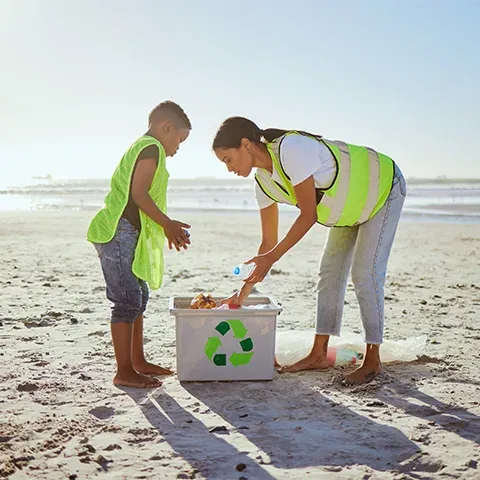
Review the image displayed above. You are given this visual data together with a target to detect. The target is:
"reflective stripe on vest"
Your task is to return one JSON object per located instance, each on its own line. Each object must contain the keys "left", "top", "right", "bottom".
{"left": 255, "top": 167, "right": 296, "bottom": 205}
{"left": 87, "top": 136, "right": 169, "bottom": 290}
{"left": 254, "top": 131, "right": 394, "bottom": 227}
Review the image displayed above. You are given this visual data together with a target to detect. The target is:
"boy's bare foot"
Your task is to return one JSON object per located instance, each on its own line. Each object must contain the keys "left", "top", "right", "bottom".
{"left": 113, "top": 370, "right": 162, "bottom": 389}
{"left": 133, "top": 361, "right": 174, "bottom": 376}
{"left": 279, "top": 353, "right": 329, "bottom": 373}
{"left": 342, "top": 363, "right": 383, "bottom": 386}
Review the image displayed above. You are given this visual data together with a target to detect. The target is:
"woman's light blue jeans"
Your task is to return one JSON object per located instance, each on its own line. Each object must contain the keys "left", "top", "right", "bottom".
{"left": 316, "top": 164, "right": 407, "bottom": 344}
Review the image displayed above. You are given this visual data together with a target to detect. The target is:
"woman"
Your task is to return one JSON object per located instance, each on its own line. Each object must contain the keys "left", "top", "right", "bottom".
{"left": 213, "top": 117, "right": 406, "bottom": 385}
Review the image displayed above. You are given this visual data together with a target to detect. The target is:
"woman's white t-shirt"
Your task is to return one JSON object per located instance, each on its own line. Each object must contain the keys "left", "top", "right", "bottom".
{"left": 254, "top": 134, "right": 337, "bottom": 210}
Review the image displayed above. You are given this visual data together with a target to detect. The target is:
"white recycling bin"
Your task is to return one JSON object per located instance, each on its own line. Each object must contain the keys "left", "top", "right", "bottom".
{"left": 169, "top": 296, "right": 282, "bottom": 382}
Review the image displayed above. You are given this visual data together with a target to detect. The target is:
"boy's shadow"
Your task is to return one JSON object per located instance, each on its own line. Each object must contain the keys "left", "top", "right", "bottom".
{"left": 123, "top": 384, "right": 279, "bottom": 480}
{"left": 125, "top": 375, "right": 420, "bottom": 478}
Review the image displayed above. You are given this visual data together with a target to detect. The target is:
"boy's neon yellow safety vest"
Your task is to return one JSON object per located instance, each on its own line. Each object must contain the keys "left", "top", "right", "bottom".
{"left": 87, "top": 135, "right": 169, "bottom": 290}
{"left": 255, "top": 131, "right": 394, "bottom": 227}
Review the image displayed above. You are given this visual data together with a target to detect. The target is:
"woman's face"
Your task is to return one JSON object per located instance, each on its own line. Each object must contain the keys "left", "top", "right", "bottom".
{"left": 215, "top": 141, "right": 254, "bottom": 178}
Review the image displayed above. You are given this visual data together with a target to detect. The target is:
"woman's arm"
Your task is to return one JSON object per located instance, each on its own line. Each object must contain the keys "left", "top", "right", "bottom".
{"left": 243, "top": 175, "right": 318, "bottom": 283}
{"left": 268, "top": 175, "right": 317, "bottom": 260}
{"left": 222, "top": 202, "right": 279, "bottom": 305}
{"left": 236, "top": 202, "right": 279, "bottom": 300}
{"left": 258, "top": 202, "right": 279, "bottom": 254}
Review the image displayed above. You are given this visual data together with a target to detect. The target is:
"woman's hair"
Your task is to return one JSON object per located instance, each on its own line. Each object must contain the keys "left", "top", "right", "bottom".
{"left": 212, "top": 116, "right": 321, "bottom": 149}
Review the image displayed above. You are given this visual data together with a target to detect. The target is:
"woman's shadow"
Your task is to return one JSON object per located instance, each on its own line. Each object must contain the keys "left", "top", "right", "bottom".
{"left": 124, "top": 374, "right": 420, "bottom": 479}
{"left": 376, "top": 365, "right": 480, "bottom": 446}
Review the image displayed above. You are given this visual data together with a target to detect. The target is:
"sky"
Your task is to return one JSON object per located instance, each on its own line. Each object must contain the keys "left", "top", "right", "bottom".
{"left": 1, "top": 0, "right": 479, "bottom": 184}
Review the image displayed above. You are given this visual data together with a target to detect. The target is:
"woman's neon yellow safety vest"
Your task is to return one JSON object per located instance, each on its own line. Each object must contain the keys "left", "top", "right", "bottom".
{"left": 87, "top": 135, "right": 169, "bottom": 290}
{"left": 255, "top": 132, "right": 394, "bottom": 227}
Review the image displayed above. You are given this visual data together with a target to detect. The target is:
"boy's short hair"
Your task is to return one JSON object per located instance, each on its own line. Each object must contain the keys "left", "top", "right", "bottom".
{"left": 148, "top": 101, "right": 192, "bottom": 130}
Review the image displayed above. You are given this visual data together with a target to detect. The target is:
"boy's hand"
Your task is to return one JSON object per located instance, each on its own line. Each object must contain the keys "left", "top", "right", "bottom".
{"left": 165, "top": 219, "right": 191, "bottom": 251}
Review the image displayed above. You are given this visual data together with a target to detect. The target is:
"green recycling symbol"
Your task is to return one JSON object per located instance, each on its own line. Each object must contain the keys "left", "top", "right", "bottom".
{"left": 204, "top": 319, "right": 254, "bottom": 367}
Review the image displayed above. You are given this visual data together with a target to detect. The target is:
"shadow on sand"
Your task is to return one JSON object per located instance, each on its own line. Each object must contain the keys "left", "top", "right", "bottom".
{"left": 124, "top": 373, "right": 422, "bottom": 479}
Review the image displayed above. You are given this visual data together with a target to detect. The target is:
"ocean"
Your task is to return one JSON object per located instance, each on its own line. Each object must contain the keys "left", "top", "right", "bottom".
{"left": 0, "top": 177, "right": 479, "bottom": 223}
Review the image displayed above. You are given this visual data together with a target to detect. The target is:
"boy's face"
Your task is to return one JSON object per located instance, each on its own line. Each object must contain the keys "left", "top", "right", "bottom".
{"left": 160, "top": 122, "right": 190, "bottom": 157}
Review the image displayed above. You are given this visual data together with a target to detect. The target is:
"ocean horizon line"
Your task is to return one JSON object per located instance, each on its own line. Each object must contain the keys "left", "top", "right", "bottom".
{"left": 15, "top": 174, "right": 480, "bottom": 186}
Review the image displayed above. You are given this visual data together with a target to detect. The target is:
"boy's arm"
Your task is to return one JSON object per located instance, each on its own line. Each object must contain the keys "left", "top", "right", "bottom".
{"left": 131, "top": 157, "right": 171, "bottom": 227}
{"left": 131, "top": 157, "right": 190, "bottom": 250}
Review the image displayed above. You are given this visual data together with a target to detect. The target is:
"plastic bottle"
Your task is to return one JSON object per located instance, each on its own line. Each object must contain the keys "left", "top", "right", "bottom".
{"left": 232, "top": 263, "right": 255, "bottom": 277}
{"left": 326, "top": 346, "right": 362, "bottom": 367}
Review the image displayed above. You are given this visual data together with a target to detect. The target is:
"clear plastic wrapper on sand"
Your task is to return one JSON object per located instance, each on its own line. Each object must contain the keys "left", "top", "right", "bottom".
{"left": 276, "top": 330, "right": 427, "bottom": 366}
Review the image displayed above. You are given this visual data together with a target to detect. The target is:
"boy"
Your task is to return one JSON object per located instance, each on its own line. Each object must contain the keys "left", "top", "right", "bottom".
{"left": 87, "top": 101, "right": 192, "bottom": 388}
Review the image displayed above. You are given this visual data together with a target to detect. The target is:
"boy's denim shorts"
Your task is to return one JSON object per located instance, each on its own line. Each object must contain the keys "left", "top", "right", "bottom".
{"left": 93, "top": 218, "right": 149, "bottom": 324}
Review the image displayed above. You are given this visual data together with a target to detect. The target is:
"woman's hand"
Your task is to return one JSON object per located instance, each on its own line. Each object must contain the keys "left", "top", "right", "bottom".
{"left": 220, "top": 290, "right": 243, "bottom": 307}
{"left": 221, "top": 282, "right": 255, "bottom": 307}
{"left": 243, "top": 252, "right": 276, "bottom": 284}
{"left": 220, "top": 288, "right": 249, "bottom": 307}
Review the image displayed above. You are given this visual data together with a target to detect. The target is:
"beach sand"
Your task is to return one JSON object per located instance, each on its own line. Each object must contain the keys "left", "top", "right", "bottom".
{"left": 1, "top": 210, "right": 479, "bottom": 479}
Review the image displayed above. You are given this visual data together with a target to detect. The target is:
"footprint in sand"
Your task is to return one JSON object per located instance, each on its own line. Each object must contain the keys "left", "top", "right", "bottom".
{"left": 89, "top": 406, "right": 115, "bottom": 420}
{"left": 17, "top": 382, "right": 39, "bottom": 392}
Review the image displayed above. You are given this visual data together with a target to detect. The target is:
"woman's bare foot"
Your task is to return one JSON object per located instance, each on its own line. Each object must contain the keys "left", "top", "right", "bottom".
{"left": 342, "top": 344, "right": 383, "bottom": 386}
{"left": 280, "top": 353, "right": 329, "bottom": 373}
{"left": 133, "top": 361, "right": 174, "bottom": 376}
{"left": 279, "top": 334, "right": 330, "bottom": 373}
{"left": 113, "top": 370, "right": 162, "bottom": 389}
{"left": 342, "top": 363, "right": 383, "bottom": 386}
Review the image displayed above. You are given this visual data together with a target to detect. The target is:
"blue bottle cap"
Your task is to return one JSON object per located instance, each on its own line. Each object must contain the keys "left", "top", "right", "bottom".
{"left": 233, "top": 266, "right": 240, "bottom": 275}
